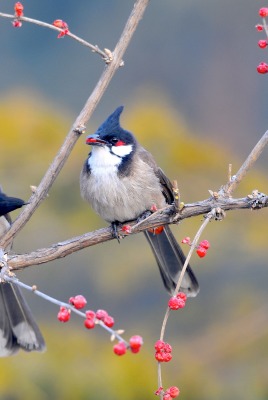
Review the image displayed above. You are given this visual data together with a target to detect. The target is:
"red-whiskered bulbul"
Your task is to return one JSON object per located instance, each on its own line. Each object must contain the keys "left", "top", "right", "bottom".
{"left": 80, "top": 106, "right": 199, "bottom": 296}
{"left": 0, "top": 190, "right": 45, "bottom": 356}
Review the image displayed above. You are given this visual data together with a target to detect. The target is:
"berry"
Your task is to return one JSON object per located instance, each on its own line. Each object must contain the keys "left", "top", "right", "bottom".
{"left": 256, "top": 24, "right": 264, "bottom": 32}
{"left": 84, "top": 318, "right": 95, "bottom": 329}
{"left": 163, "top": 395, "right": 172, "bottom": 400}
{"left": 129, "top": 335, "right": 143, "bottom": 352}
{"left": 155, "top": 387, "right": 164, "bottom": 396}
{"left": 257, "top": 62, "right": 268, "bottom": 74}
{"left": 163, "top": 342, "right": 172, "bottom": 353}
{"left": 163, "top": 352, "right": 172, "bottom": 362}
{"left": 166, "top": 386, "right": 180, "bottom": 398}
{"left": 57, "top": 306, "right": 71, "bottom": 322}
{"left": 154, "top": 340, "right": 165, "bottom": 352}
{"left": 168, "top": 296, "right": 186, "bottom": 310}
{"left": 199, "top": 239, "right": 210, "bottom": 249}
{"left": 259, "top": 8, "right": 268, "bottom": 18}
{"left": 258, "top": 40, "right": 268, "bottom": 49}
{"left": 155, "top": 351, "right": 165, "bottom": 362}
{"left": 196, "top": 246, "right": 207, "bottom": 258}
{"left": 122, "top": 224, "right": 132, "bottom": 234}
{"left": 14, "top": 2, "right": 24, "bottom": 17}
{"left": 96, "top": 309, "right": 108, "bottom": 320}
{"left": 85, "top": 310, "right": 96, "bottom": 320}
{"left": 53, "top": 19, "right": 68, "bottom": 30}
{"left": 113, "top": 342, "right": 127, "bottom": 356}
{"left": 151, "top": 204, "right": 158, "bottom": 212}
{"left": 103, "top": 315, "right": 114, "bottom": 328}
{"left": 148, "top": 226, "right": 164, "bottom": 235}
{"left": 176, "top": 292, "right": 187, "bottom": 302}
{"left": 69, "top": 295, "right": 87, "bottom": 309}
{"left": 181, "top": 236, "right": 191, "bottom": 244}
{"left": 12, "top": 20, "right": 22, "bottom": 28}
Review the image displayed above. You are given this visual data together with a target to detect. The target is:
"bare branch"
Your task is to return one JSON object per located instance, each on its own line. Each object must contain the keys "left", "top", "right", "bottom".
{"left": 0, "top": 0, "right": 150, "bottom": 250}
{"left": 221, "top": 130, "right": 268, "bottom": 195}
{"left": 8, "top": 192, "right": 268, "bottom": 271}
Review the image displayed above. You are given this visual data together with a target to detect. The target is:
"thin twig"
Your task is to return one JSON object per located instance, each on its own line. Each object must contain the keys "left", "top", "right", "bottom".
{"left": 157, "top": 209, "right": 215, "bottom": 399}
{"left": 0, "top": 12, "right": 109, "bottom": 60}
{"left": 3, "top": 274, "right": 127, "bottom": 344}
{"left": 221, "top": 130, "right": 268, "bottom": 195}
{"left": 0, "top": 0, "right": 150, "bottom": 250}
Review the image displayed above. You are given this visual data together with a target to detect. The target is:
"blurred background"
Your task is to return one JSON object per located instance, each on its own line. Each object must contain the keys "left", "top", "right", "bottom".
{"left": 0, "top": 1, "right": 268, "bottom": 399}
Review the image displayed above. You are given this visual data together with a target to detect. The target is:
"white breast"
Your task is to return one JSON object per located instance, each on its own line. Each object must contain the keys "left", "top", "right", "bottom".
{"left": 81, "top": 146, "right": 166, "bottom": 223}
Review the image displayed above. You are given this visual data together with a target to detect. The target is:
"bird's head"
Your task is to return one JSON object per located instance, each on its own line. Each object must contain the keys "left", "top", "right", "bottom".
{"left": 85, "top": 106, "right": 137, "bottom": 158}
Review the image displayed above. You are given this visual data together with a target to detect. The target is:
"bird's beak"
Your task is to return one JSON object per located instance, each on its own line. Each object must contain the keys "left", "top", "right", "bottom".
{"left": 86, "top": 134, "right": 108, "bottom": 146}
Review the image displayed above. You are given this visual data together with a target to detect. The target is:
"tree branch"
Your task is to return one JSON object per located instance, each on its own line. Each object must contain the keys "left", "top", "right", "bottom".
{"left": 8, "top": 192, "right": 268, "bottom": 271}
{"left": 0, "top": 0, "right": 150, "bottom": 250}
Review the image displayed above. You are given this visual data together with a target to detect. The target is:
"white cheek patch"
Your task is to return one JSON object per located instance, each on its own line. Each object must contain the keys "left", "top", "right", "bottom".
{"left": 89, "top": 146, "right": 121, "bottom": 169}
{"left": 111, "top": 144, "right": 133, "bottom": 157}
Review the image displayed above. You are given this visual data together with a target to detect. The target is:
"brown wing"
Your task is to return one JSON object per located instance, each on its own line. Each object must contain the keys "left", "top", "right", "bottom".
{"left": 137, "top": 146, "right": 174, "bottom": 205}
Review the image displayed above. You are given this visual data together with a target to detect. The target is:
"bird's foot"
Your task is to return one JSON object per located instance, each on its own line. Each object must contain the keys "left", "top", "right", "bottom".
{"left": 136, "top": 210, "right": 152, "bottom": 223}
{"left": 111, "top": 221, "right": 122, "bottom": 243}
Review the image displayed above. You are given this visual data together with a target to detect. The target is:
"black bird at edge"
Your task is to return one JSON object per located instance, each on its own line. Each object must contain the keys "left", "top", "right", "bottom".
{"left": 0, "top": 189, "right": 45, "bottom": 356}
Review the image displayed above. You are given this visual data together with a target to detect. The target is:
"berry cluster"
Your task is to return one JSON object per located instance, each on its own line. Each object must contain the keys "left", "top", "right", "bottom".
{"left": 53, "top": 19, "right": 69, "bottom": 38}
{"left": 181, "top": 236, "right": 210, "bottom": 258}
{"left": 57, "top": 294, "right": 143, "bottom": 356}
{"left": 155, "top": 340, "right": 173, "bottom": 363}
{"left": 155, "top": 386, "right": 180, "bottom": 399}
{"left": 168, "top": 292, "right": 187, "bottom": 310}
{"left": 113, "top": 335, "right": 143, "bottom": 356}
{"left": 13, "top": 2, "right": 24, "bottom": 28}
{"left": 256, "top": 7, "right": 268, "bottom": 73}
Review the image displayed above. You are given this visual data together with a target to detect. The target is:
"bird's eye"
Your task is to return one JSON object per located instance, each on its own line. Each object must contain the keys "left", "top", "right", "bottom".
{"left": 111, "top": 138, "right": 126, "bottom": 146}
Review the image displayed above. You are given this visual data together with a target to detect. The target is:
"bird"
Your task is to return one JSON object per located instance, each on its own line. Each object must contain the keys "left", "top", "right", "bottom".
{"left": 0, "top": 189, "right": 45, "bottom": 356}
{"left": 80, "top": 106, "right": 199, "bottom": 297}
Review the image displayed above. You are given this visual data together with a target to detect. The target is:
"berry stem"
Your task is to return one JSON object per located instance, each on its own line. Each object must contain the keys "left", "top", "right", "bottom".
{"left": 3, "top": 274, "right": 127, "bottom": 344}
{"left": 157, "top": 208, "right": 215, "bottom": 398}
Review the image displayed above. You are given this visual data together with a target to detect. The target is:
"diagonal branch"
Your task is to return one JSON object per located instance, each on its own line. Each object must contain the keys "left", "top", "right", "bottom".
{"left": 0, "top": 0, "right": 150, "bottom": 250}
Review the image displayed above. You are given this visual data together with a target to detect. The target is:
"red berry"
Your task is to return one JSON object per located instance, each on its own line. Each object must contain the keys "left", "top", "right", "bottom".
{"left": 166, "top": 386, "right": 180, "bottom": 398}
{"left": 196, "top": 246, "right": 207, "bottom": 258}
{"left": 258, "top": 40, "right": 268, "bottom": 49}
{"left": 129, "top": 335, "right": 143, "bottom": 351}
{"left": 181, "top": 236, "right": 191, "bottom": 244}
{"left": 199, "top": 239, "right": 210, "bottom": 249}
{"left": 257, "top": 62, "right": 268, "bottom": 74}
{"left": 256, "top": 24, "right": 264, "bottom": 32}
{"left": 85, "top": 310, "right": 96, "bottom": 319}
{"left": 163, "top": 342, "right": 172, "bottom": 353}
{"left": 84, "top": 318, "right": 95, "bottom": 329}
{"left": 113, "top": 342, "right": 127, "bottom": 356}
{"left": 12, "top": 20, "right": 22, "bottom": 28}
{"left": 176, "top": 292, "right": 187, "bottom": 302}
{"left": 155, "top": 351, "right": 165, "bottom": 362}
{"left": 103, "top": 315, "right": 114, "bottom": 328}
{"left": 122, "top": 224, "right": 132, "bottom": 234}
{"left": 57, "top": 306, "right": 71, "bottom": 322}
{"left": 96, "top": 309, "right": 108, "bottom": 320}
{"left": 154, "top": 340, "right": 165, "bottom": 352}
{"left": 148, "top": 226, "right": 164, "bottom": 235}
{"left": 14, "top": 2, "right": 24, "bottom": 17}
{"left": 53, "top": 19, "right": 68, "bottom": 29}
{"left": 163, "top": 395, "right": 172, "bottom": 400}
{"left": 69, "top": 295, "right": 87, "bottom": 309}
{"left": 155, "top": 387, "right": 164, "bottom": 396}
{"left": 168, "top": 296, "right": 185, "bottom": 310}
{"left": 259, "top": 8, "right": 268, "bottom": 18}
{"left": 163, "top": 352, "right": 172, "bottom": 362}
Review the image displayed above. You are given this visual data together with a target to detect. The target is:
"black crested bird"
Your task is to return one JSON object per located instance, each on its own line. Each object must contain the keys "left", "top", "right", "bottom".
{"left": 80, "top": 106, "right": 199, "bottom": 296}
{"left": 0, "top": 190, "right": 45, "bottom": 356}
